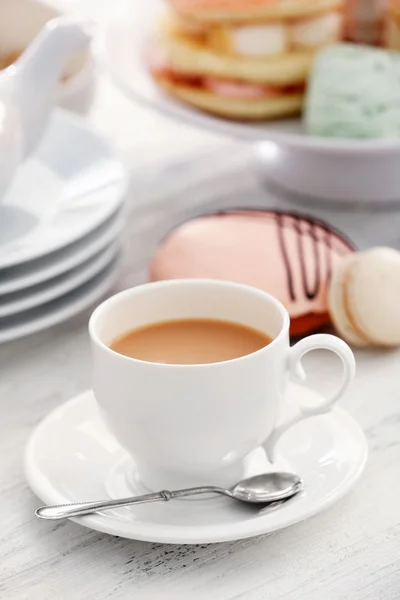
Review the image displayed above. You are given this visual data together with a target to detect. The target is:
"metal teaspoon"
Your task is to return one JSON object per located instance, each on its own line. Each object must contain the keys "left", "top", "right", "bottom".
{"left": 35, "top": 472, "right": 303, "bottom": 520}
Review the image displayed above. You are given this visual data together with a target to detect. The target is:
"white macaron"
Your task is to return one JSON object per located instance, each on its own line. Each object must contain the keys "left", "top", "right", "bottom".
{"left": 329, "top": 247, "right": 400, "bottom": 347}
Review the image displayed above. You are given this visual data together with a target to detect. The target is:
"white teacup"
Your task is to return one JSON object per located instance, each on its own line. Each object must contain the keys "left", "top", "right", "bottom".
{"left": 89, "top": 279, "right": 355, "bottom": 490}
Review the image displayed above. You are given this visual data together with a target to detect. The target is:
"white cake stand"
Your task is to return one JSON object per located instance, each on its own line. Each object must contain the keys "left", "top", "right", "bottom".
{"left": 93, "top": 0, "right": 400, "bottom": 204}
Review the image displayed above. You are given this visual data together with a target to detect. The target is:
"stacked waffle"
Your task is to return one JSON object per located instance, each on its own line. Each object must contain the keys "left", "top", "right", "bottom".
{"left": 149, "top": 0, "right": 345, "bottom": 120}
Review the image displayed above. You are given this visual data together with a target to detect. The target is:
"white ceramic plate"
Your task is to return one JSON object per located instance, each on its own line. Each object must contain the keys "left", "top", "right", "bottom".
{"left": 0, "top": 242, "right": 119, "bottom": 318}
{"left": 93, "top": 0, "right": 400, "bottom": 154}
{"left": 0, "top": 109, "right": 128, "bottom": 269}
{"left": 0, "top": 259, "right": 118, "bottom": 344}
{"left": 0, "top": 210, "right": 124, "bottom": 295}
{"left": 93, "top": 1, "right": 400, "bottom": 203}
{"left": 25, "top": 384, "right": 368, "bottom": 544}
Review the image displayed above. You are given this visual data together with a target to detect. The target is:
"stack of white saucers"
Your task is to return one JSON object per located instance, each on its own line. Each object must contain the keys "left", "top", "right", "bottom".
{"left": 0, "top": 110, "right": 128, "bottom": 343}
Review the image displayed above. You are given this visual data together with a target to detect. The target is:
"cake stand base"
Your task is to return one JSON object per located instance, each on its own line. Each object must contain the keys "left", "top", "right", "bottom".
{"left": 255, "top": 142, "right": 400, "bottom": 205}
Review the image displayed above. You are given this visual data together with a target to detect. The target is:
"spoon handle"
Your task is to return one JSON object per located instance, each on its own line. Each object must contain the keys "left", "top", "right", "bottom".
{"left": 35, "top": 486, "right": 224, "bottom": 520}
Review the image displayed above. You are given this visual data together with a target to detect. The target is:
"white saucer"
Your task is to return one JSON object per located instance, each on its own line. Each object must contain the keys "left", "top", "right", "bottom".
{"left": 0, "top": 211, "right": 124, "bottom": 295}
{"left": 0, "top": 259, "right": 118, "bottom": 343}
{"left": 0, "top": 110, "right": 127, "bottom": 269}
{"left": 0, "top": 242, "right": 119, "bottom": 318}
{"left": 25, "top": 383, "right": 368, "bottom": 544}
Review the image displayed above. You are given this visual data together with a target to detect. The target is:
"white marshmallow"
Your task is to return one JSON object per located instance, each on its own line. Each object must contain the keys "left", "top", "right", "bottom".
{"left": 230, "top": 24, "right": 287, "bottom": 57}
{"left": 291, "top": 13, "right": 342, "bottom": 48}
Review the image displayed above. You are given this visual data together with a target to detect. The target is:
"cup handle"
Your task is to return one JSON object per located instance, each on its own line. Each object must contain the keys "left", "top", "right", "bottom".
{"left": 264, "top": 334, "right": 356, "bottom": 463}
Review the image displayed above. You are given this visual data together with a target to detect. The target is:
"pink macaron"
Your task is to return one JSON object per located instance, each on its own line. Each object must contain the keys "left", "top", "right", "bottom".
{"left": 150, "top": 209, "right": 356, "bottom": 337}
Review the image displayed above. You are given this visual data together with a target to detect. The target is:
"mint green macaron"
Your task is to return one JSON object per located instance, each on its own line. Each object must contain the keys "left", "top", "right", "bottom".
{"left": 305, "top": 43, "right": 400, "bottom": 139}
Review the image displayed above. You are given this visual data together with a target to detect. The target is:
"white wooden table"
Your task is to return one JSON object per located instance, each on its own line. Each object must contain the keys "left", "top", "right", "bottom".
{"left": 1, "top": 2, "right": 400, "bottom": 598}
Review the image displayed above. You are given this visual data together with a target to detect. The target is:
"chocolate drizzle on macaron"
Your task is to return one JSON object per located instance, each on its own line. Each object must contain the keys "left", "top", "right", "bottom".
{"left": 275, "top": 212, "right": 351, "bottom": 302}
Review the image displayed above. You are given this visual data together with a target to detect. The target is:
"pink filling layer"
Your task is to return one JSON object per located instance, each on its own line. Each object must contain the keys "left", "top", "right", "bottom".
{"left": 150, "top": 64, "right": 292, "bottom": 100}
{"left": 170, "top": 0, "right": 278, "bottom": 10}
{"left": 203, "top": 76, "right": 283, "bottom": 99}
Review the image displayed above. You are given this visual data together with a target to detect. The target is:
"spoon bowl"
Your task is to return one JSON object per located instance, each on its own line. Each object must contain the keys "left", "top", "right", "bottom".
{"left": 230, "top": 473, "right": 303, "bottom": 504}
